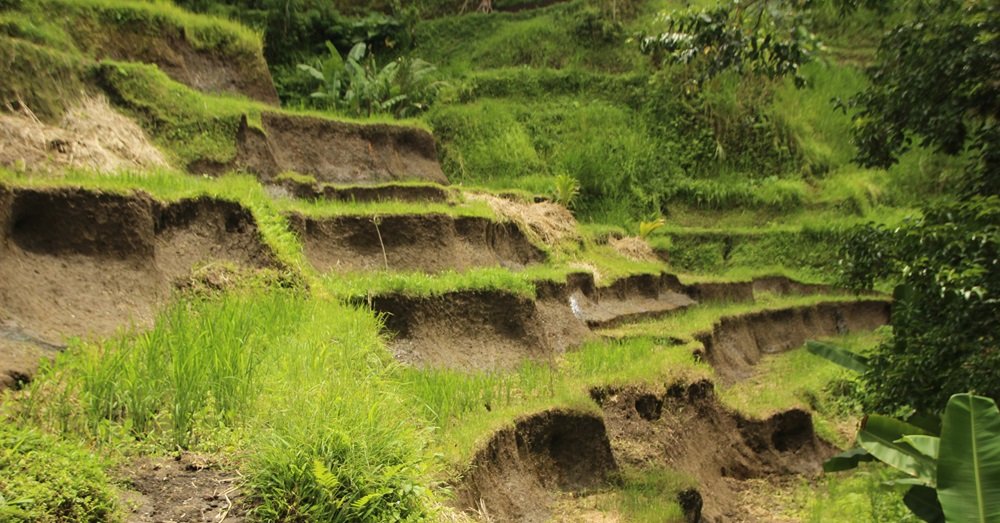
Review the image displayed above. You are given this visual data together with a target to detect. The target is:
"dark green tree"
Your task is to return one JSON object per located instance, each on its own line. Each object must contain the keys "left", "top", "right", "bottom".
{"left": 848, "top": 0, "right": 999, "bottom": 195}
{"left": 840, "top": 198, "right": 1000, "bottom": 414}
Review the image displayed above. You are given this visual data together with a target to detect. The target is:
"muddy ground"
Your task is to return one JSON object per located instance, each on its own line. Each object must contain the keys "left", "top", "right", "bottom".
{"left": 121, "top": 454, "right": 246, "bottom": 523}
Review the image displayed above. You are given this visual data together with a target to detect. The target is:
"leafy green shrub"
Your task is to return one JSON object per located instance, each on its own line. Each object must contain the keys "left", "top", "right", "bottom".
{"left": 0, "top": 425, "right": 118, "bottom": 522}
{"left": 838, "top": 196, "right": 1000, "bottom": 414}
{"left": 298, "top": 41, "right": 445, "bottom": 118}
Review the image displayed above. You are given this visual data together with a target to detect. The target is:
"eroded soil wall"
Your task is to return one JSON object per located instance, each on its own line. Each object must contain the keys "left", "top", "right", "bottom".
{"left": 454, "top": 409, "right": 618, "bottom": 523}
{"left": 85, "top": 21, "right": 278, "bottom": 104}
{"left": 369, "top": 290, "right": 587, "bottom": 370}
{"left": 288, "top": 213, "right": 545, "bottom": 273}
{"left": 233, "top": 113, "right": 447, "bottom": 185}
{"left": 0, "top": 185, "right": 275, "bottom": 388}
{"left": 697, "top": 300, "right": 891, "bottom": 382}
{"left": 594, "top": 380, "right": 835, "bottom": 521}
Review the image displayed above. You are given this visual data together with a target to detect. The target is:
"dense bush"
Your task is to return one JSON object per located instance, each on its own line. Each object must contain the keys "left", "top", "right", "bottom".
{"left": 840, "top": 197, "right": 1000, "bottom": 414}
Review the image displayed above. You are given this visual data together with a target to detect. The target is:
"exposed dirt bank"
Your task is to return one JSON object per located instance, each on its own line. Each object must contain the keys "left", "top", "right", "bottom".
{"left": 275, "top": 178, "right": 451, "bottom": 203}
{"left": 196, "top": 113, "right": 447, "bottom": 184}
{"left": 695, "top": 300, "right": 891, "bottom": 382}
{"left": 369, "top": 290, "right": 589, "bottom": 370}
{"left": 538, "top": 272, "right": 695, "bottom": 329}
{"left": 683, "top": 275, "right": 842, "bottom": 303}
{"left": 0, "top": 185, "right": 275, "bottom": 388}
{"left": 370, "top": 273, "right": 698, "bottom": 370}
{"left": 288, "top": 213, "right": 545, "bottom": 273}
{"left": 93, "top": 26, "right": 278, "bottom": 104}
{"left": 592, "top": 380, "right": 836, "bottom": 521}
{"left": 454, "top": 409, "right": 618, "bottom": 523}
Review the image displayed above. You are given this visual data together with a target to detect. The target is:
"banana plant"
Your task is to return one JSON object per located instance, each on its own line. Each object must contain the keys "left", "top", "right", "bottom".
{"left": 298, "top": 41, "right": 445, "bottom": 118}
{"left": 806, "top": 342, "right": 1000, "bottom": 522}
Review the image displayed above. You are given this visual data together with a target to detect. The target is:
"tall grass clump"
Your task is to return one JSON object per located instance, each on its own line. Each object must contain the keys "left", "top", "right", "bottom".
{"left": 19, "top": 288, "right": 439, "bottom": 519}
{"left": 245, "top": 296, "right": 436, "bottom": 521}
{"left": 770, "top": 62, "right": 866, "bottom": 176}
{"left": 62, "top": 292, "right": 301, "bottom": 448}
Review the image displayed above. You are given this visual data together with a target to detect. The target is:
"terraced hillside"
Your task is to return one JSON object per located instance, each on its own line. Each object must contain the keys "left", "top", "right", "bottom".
{"left": 1, "top": 0, "right": 973, "bottom": 522}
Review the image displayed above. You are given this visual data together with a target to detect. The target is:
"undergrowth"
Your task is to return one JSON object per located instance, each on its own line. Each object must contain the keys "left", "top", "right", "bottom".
{"left": 0, "top": 423, "right": 119, "bottom": 523}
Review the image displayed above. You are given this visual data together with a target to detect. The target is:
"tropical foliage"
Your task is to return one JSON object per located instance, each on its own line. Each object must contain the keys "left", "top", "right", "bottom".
{"left": 824, "top": 393, "right": 1000, "bottom": 523}
{"left": 847, "top": 0, "right": 998, "bottom": 195}
{"left": 838, "top": 195, "right": 1000, "bottom": 415}
{"left": 636, "top": 0, "right": 821, "bottom": 87}
{"left": 298, "top": 42, "right": 446, "bottom": 118}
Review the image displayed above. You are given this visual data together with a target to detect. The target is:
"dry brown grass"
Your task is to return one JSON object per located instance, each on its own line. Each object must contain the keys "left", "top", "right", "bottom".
{"left": 609, "top": 236, "right": 658, "bottom": 262}
{"left": 0, "top": 96, "right": 167, "bottom": 173}
{"left": 465, "top": 192, "right": 580, "bottom": 248}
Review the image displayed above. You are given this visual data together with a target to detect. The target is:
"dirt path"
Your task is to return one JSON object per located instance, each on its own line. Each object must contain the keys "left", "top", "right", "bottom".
{"left": 121, "top": 454, "right": 246, "bottom": 523}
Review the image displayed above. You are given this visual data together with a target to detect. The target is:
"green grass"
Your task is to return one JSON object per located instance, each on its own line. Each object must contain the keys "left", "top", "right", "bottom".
{"left": 720, "top": 331, "right": 885, "bottom": 446}
{"left": 321, "top": 267, "right": 539, "bottom": 299}
{"left": 0, "top": 36, "right": 88, "bottom": 120}
{"left": 279, "top": 194, "right": 495, "bottom": 219}
{"left": 604, "top": 468, "right": 692, "bottom": 523}
{"left": 1, "top": 0, "right": 263, "bottom": 59}
{"left": 799, "top": 464, "right": 918, "bottom": 522}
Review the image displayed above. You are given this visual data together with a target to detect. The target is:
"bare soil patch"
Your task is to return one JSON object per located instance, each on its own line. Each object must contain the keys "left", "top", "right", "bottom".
{"left": 695, "top": 300, "right": 891, "bottom": 383}
{"left": 0, "top": 185, "right": 275, "bottom": 388}
{"left": 370, "top": 289, "right": 589, "bottom": 370}
{"left": 539, "top": 272, "right": 695, "bottom": 329}
{"left": 592, "top": 380, "right": 836, "bottom": 522}
{"left": 288, "top": 213, "right": 545, "bottom": 273}
{"left": 121, "top": 453, "right": 245, "bottom": 523}
{"left": 454, "top": 409, "right": 618, "bottom": 523}
{"left": 206, "top": 113, "right": 446, "bottom": 185}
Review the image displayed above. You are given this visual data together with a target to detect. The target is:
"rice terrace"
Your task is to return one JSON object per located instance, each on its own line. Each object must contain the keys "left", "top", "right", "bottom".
{"left": 0, "top": 0, "right": 997, "bottom": 521}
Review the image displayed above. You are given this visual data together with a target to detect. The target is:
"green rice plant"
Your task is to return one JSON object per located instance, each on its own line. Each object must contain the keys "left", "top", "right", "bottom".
{"left": 245, "top": 297, "right": 436, "bottom": 521}
{"left": 67, "top": 292, "right": 302, "bottom": 448}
